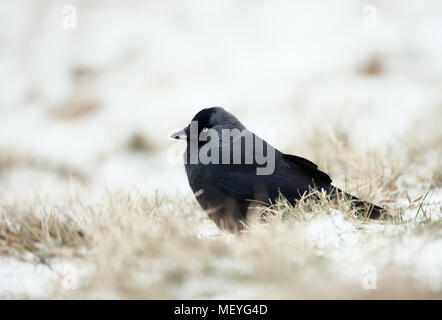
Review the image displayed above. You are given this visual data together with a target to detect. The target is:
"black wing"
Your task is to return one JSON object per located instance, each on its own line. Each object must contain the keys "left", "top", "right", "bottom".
{"left": 282, "top": 153, "right": 332, "bottom": 185}
{"left": 207, "top": 153, "right": 332, "bottom": 205}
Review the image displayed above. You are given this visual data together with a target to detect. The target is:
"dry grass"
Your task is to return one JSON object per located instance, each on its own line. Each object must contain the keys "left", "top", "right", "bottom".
{"left": 0, "top": 202, "right": 89, "bottom": 262}
{"left": 0, "top": 185, "right": 440, "bottom": 299}
{"left": 0, "top": 151, "right": 87, "bottom": 183}
{"left": 0, "top": 108, "right": 441, "bottom": 299}
{"left": 126, "top": 133, "right": 158, "bottom": 153}
{"left": 358, "top": 53, "right": 384, "bottom": 76}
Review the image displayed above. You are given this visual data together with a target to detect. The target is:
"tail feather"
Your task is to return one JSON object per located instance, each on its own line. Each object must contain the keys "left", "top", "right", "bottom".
{"left": 330, "top": 187, "right": 390, "bottom": 220}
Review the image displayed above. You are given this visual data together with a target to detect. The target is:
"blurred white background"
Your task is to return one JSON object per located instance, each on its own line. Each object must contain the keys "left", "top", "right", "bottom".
{"left": 1, "top": 0, "right": 442, "bottom": 300}
{"left": 0, "top": 0, "right": 441, "bottom": 200}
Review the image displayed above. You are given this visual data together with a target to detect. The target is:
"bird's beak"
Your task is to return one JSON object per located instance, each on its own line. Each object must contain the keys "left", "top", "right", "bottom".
{"left": 170, "top": 127, "right": 188, "bottom": 140}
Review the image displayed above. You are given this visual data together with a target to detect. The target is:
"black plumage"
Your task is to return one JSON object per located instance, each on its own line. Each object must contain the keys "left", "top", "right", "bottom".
{"left": 171, "top": 107, "right": 387, "bottom": 233}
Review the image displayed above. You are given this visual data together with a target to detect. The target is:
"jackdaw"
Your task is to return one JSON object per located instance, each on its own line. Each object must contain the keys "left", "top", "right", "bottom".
{"left": 171, "top": 107, "right": 387, "bottom": 233}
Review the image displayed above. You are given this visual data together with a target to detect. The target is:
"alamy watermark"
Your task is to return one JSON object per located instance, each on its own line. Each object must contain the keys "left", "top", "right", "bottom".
{"left": 362, "top": 264, "right": 377, "bottom": 290}
{"left": 362, "top": 5, "right": 377, "bottom": 30}
{"left": 60, "top": 263, "right": 78, "bottom": 290}
{"left": 62, "top": 5, "right": 77, "bottom": 30}
{"left": 169, "top": 121, "right": 276, "bottom": 175}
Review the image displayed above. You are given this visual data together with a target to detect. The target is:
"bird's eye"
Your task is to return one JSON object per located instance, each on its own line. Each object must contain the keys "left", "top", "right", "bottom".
{"left": 202, "top": 127, "right": 209, "bottom": 133}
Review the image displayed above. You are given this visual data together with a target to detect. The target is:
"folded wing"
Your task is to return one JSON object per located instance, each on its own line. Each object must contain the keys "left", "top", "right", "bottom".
{"left": 208, "top": 152, "right": 332, "bottom": 204}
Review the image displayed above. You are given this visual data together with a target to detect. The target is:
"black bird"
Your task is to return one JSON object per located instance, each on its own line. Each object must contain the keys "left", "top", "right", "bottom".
{"left": 171, "top": 107, "right": 387, "bottom": 233}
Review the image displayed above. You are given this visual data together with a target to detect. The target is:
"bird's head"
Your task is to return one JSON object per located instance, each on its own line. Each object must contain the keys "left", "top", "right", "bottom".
{"left": 170, "top": 107, "right": 245, "bottom": 144}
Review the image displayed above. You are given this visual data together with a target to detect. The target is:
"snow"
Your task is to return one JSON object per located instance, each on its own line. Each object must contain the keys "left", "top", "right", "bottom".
{"left": 0, "top": 0, "right": 441, "bottom": 298}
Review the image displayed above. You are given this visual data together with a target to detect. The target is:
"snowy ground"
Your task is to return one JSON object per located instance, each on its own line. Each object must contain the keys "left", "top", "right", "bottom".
{"left": 0, "top": 0, "right": 441, "bottom": 298}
